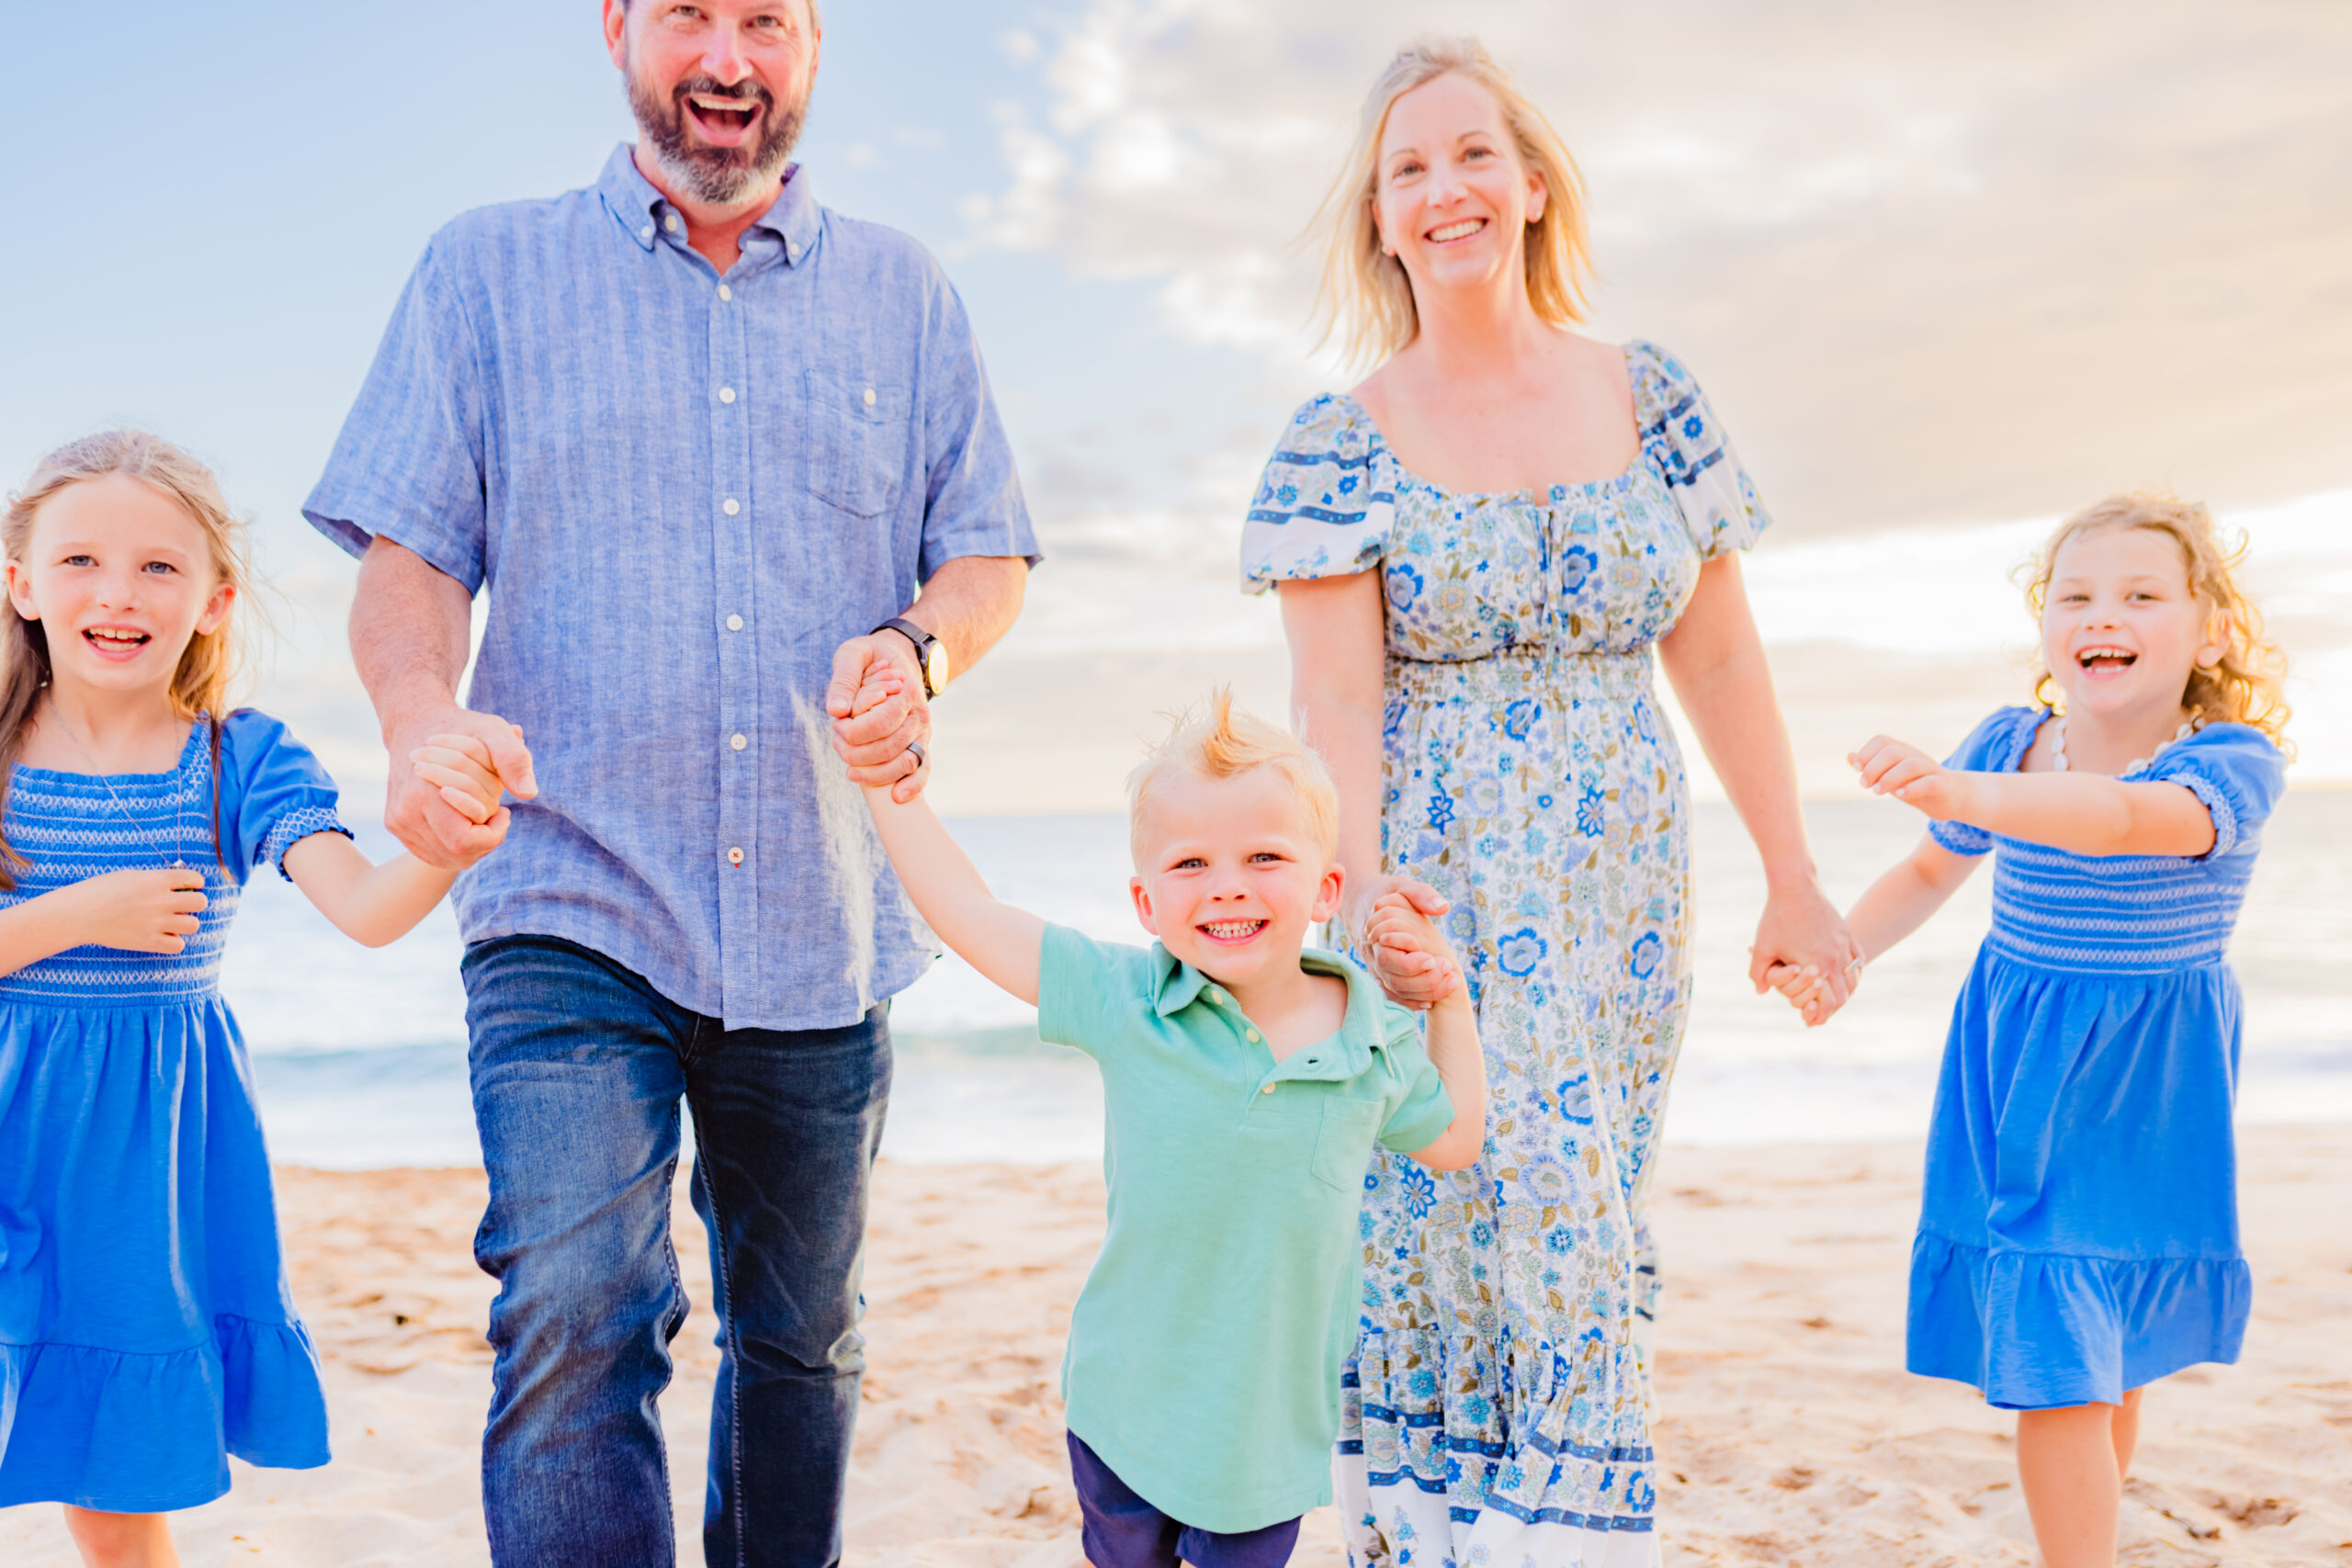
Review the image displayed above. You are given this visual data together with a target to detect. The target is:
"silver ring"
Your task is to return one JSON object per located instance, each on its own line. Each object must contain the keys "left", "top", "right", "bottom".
{"left": 1843, "top": 955, "right": 1866, "bottom": 978}
{"left": 903, "top": 739, "right": 926, "bottom": 774}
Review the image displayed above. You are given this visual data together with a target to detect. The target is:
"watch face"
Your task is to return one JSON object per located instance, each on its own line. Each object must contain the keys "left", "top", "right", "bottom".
{"left": 923, "top": 642, "right": 950, "bottom": 692}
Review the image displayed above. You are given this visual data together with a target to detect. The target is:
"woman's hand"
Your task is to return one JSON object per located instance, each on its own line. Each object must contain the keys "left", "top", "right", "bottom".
{"left": 56, "top": 867, "right": 209, "bottom": 954}
{"left": 1346, "top": 874, "right": 1459, "bottom": 1010}
{"left": 1747, "top": 876, "right": 1862, "bottom": 1021}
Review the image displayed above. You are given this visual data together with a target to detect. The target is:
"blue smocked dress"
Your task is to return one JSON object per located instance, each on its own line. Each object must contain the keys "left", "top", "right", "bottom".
{"left": 1909, "top": 708, "right": 2286, "bottom": 1409}
{"left": 1242, "top": 343, "right": 1770, "bottom": 1567}
{"left": 0, "top": 710, "right": 346, "bottom": 1511}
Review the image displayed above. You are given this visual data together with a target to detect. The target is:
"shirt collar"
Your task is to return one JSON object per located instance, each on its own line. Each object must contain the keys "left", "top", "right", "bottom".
{"left": 1148, "top": 944, "right": 1385, "bottom": 1077}
{"left": 596, "top": 141, "right": 823, "bottom": 266}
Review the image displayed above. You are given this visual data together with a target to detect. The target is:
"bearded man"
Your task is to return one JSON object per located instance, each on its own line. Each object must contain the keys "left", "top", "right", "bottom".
{"left": 302, "top": 3, "right": 1035, "bottom": 1562}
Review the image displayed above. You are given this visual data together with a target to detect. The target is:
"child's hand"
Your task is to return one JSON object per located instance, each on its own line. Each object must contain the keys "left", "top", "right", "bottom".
{"left": 1851, "top": 736, "right": 1974, "bottom": 821}
{"left": 1761, "top": 956, "right": 1855, "bottom": 1028}
{"left": 1363, "top": 890, "right": 1463, "bottom": 1008}
{"left": 60, "top": 867, "right": 209, "bottom": 954}
{"left": 409, "top": 730, "right": 522, "bottom": 828}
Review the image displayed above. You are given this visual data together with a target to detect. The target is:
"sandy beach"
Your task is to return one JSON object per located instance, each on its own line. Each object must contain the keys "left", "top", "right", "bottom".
{"left": 5, "top": 1130, "right": 2347, "bottom": 1566}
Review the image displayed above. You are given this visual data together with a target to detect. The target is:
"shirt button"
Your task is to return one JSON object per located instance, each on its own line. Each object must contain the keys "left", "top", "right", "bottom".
{"left": 718, "top": 284, "right": 732, "bottom": 301}
{"left": 727, "top": 847, "right": 744, "bottom": 866}
{"left": 1260, "top": 1084, "right": 1276, "bottom": 1095}
{"left": 723, "top": 499, "right": 741, "bottom": 515}
{"left": 639, "top": 224, "right": 654, "bottom": 243}
{"left": 727, "top": 614, "right": 743, "bottom": 632}
{"left": 718, "top": 386, "right": 736, "bottom": 404}
{"left": 729, "top": 733, "right": 747, "bottom": 751}
{"left": 663, "top": 213, "right": 681, "bottom": 233}
{"left": 862, "top": 387, "right": 876, "bottom": 407}
{"left": 1245, "top": 1029, "right": 1263, "bottom": 1043}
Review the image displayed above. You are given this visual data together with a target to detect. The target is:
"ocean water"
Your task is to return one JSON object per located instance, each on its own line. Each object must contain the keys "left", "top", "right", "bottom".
{"left": 233, "top": 795, "right": 2352, "bottom": 1169}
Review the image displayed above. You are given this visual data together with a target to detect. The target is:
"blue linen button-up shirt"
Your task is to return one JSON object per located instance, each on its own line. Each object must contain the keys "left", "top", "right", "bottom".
{"left": 305, "top": 145, "right": 1038, "bottom": 1030}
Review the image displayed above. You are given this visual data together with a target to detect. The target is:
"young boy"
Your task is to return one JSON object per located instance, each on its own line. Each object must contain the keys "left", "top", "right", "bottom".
{"left": 851, "top": 683, "right": 1487, "bottom": 1568}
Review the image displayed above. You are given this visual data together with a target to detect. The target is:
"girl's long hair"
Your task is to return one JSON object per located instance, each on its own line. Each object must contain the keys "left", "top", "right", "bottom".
{"left": 0, "top": 431, "right": 256, "bottom": 884}
{"left": 1312, "top": 35, "right": 1596, "bottom": 372}
{"left": 2023, "top": 491, "right": 2290, "bottom": 746}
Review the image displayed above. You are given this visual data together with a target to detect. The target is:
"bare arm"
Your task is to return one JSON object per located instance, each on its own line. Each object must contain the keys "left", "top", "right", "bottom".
{"left": 350, "top": 538, "right": 536, "bottom": 868}
{"left": 280, "top": 832, "right": 458, "bottom": 948}
{"left": 0, "top": 868, "right": 208, "bottom": 976}
{"left": 1362, "top": 893, "right": 1486, "bottom": 1169}
{"left": 1657, "top": 555, "right": 1861, "bottom": 1002}
{"left": 1846, "top": 834, "right": 1982, "bottom": 961}
{"left": 861, "top": 784, "right": 1045, "bottom": 1004}
{"left": 826, "top": 554, "right": 1030, "bottom": 804}
{"left": 1279, "top": 573, "right": 1455, "bottom": 1003}
{"left": 1853, "top": 735, "right": 2218, "bottom": 857}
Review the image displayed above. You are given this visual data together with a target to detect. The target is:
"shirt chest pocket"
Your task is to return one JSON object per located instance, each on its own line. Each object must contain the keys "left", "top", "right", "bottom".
{"left": 800, "top": 368, "right": 910, "bottom": 519}
{"left": 1310, "top": 1096, "right": 1385, "bottom": 1192}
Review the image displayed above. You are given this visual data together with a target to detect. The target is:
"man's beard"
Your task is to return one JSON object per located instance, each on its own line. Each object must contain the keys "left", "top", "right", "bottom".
{"left": 628, "top": 68, "right": 806, "bottom": 206}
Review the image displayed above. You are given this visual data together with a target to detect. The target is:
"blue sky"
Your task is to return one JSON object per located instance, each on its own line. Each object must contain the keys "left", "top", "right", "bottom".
{"left": 5, "top": 1, "right": 2348, "bottom": 805}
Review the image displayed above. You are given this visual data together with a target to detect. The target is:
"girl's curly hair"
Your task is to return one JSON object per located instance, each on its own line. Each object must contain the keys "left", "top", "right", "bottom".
{"left": 2022, "top": 491, "right": 2290, "bottom": 748}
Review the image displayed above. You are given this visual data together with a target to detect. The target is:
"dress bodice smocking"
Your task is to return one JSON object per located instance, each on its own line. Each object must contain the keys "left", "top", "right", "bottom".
{"left": 0, "top": 711, "right": 346, "bottom": 1007}
{"left": 1928, "top": 706, "right": 2284, "bottom": 976}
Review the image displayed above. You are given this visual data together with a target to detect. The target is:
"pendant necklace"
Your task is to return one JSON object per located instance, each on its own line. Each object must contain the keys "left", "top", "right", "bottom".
{"left": 44, "top": 696, "right": 190, "bottom": 871}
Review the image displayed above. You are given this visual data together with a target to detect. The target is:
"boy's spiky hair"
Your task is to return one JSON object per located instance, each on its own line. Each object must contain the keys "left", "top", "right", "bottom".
{"left": 1125, "top": 689, "right": 1340, "bottom": 865}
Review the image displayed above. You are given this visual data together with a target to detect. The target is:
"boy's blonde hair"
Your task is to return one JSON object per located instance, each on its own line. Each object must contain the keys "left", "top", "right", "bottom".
{"left": 2024, "top": 491, "right": 2290, "bottom": 744}
{"left": 0, "top": 430, "right": 259, "bottom": 884}
{"left": 1127, "top": 691, "right": 1340, "bottom": 865}
{"left": 1313, "top": 35, "right": 1595, "bottom": 371}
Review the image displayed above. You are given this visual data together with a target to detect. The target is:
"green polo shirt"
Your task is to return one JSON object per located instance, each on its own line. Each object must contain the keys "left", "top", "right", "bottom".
{"left": 1037, "top": 924, "right": 1456, "bottom": 1533}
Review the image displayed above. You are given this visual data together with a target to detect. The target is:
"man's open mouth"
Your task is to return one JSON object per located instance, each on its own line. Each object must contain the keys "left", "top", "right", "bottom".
{"left": 2076, "top": 645, "right": 2137, "bottom": 671}
{"left": 685, "top": 92, "right": 764, "bottom": 139}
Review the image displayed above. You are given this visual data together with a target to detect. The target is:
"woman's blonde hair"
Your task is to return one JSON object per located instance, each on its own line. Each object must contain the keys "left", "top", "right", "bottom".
{"left": 1313, "top": 35, "right": 1595, "bottom": 370}
{"left": 0, "top": 431, "right": 258, "bottom": 882}
{"left": 2024, "top": 491, "right": 2290, "bottom": 744}
{"left": 1127, "top": 689, "right": 1340, "bottom": 867}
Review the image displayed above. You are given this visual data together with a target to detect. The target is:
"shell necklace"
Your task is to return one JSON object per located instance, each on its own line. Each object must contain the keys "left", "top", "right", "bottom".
{"left": 42, "top": 696, "right": 190, "bottom": 870}
{"left": 2050, "top": 713, "right": 2199, "bottom": 777}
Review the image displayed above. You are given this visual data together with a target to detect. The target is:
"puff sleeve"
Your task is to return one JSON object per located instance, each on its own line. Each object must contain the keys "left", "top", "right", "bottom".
{"left": 1239, "top": 395, "right": 1392, "bottom": 593}
{"left": 219, "top": 710, "right": 353, "bottom": 883}
{"left": 1628, "top": 340, "right": 1772, "bottom": 559}
{"left": 1928, "top": 706, "right": 2046, "bottom": 857}
{"left": 2142, "top": 722, "right": 2288, "bottom": 862}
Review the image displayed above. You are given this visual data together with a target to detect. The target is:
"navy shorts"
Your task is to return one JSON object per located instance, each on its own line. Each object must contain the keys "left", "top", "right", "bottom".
{"left": 1065, "top": 1431, "right": 1302, "bottom": 1568}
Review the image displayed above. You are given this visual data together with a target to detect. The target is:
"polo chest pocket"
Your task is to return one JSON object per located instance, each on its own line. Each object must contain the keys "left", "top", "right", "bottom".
{"left": 1311, "top": 1096, "right": 1384, "bottom": 1192}
{"left": 800, "top": 368, "right": 910, "bottom": 519}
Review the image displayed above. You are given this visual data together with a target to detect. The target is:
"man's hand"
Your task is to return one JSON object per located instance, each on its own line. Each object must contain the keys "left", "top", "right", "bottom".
{"left": 827, "top": 630, "right": 931, "bottom": 805}
{"left": 385, "top": 704, "right": 537, "bottom": 871}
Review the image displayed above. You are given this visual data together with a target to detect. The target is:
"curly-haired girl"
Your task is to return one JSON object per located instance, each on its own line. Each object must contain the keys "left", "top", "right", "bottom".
{"left": 1773, "top": 491, "right": 2289, "bottom": 1568}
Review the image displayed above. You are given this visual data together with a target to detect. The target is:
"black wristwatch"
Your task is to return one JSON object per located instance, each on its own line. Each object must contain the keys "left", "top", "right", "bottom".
{"left": 875, "top": 616, "right": 950, "bottom": 698}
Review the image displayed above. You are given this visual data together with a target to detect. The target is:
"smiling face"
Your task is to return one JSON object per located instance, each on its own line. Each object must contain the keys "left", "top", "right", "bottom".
{"left": 1373, "top": 71, "right": 1545, "bottom": 302}
{"left": 1129, "top": 765, "right": 1345, "bottom": 991}
{"left": 606, "top": 0, "right": 819, "bottom": 209}
{"left": 5, "top": 474, "right": 232, "bottom": 705}
{"left": 2040, "top": 523, "right": 2227, "bottom": 723}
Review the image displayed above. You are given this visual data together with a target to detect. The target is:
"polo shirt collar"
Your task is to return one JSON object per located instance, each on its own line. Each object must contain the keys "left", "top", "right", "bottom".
{"left": 596, "top": 141, "right": 823, "bottom": 265}
{"left": 1148, "top": 944, "right": 1385, "bottom": 1081}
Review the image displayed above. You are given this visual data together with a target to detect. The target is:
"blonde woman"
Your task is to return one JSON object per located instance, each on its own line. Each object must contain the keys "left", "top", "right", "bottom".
{"left": 1239, "top": 38, "right": 1860, "bottom": 1565}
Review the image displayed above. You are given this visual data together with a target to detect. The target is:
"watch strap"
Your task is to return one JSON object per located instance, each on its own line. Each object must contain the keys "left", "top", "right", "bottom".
{"left": 875, "top": 617, "right": 941, "bottom": 697}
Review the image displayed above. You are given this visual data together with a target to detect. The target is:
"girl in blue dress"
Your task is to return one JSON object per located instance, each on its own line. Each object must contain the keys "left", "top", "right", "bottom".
{"left": 0, "top": 433, "right": 502, "bottom": 1566}
{"left": 1772, "top": 491, "right": 2289, "bottom": 1568}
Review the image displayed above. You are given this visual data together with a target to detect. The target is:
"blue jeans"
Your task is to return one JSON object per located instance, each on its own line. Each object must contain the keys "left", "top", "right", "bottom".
{"left": 461, "top": 935, "right": 891, "bottom": 1568}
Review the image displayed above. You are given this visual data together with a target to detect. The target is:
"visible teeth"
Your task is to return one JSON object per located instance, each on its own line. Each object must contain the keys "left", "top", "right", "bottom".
{"left": 1430, "top": 220, "right": 1485, "bottom": 243}
{"left": 1204, "top": 920, "right": 1263, "bottom": 938}
{"left": 694, "top": 96, "right": 755, "bottom": 111}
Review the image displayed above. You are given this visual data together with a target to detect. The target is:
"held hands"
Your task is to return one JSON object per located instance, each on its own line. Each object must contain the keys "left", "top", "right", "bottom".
{"left": 1353, "top": 877, "right": 1461, "bottom": 1011}
{"left": 827, "top": 631, "right": 932, "bottom": 804}
{"left": 388, "top": 705, "right": 536, "bottom": 871}
{"left": 58, "top": 867, "right": 209, "bottom": 954}
{"left": 1759, "top": 955, "right": 1860, "bottom": 1028}
{"left": 1747, "top": 876, "right": 1863, "bottom": 1028}
{"left": 1850, "top": 735, "right": 1976, "bottom": 821}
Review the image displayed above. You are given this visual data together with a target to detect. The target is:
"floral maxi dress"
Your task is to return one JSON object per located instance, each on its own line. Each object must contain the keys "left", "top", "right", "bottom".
{"left": 1241, "top": 343, "right": 1770, "bottom": 1567}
